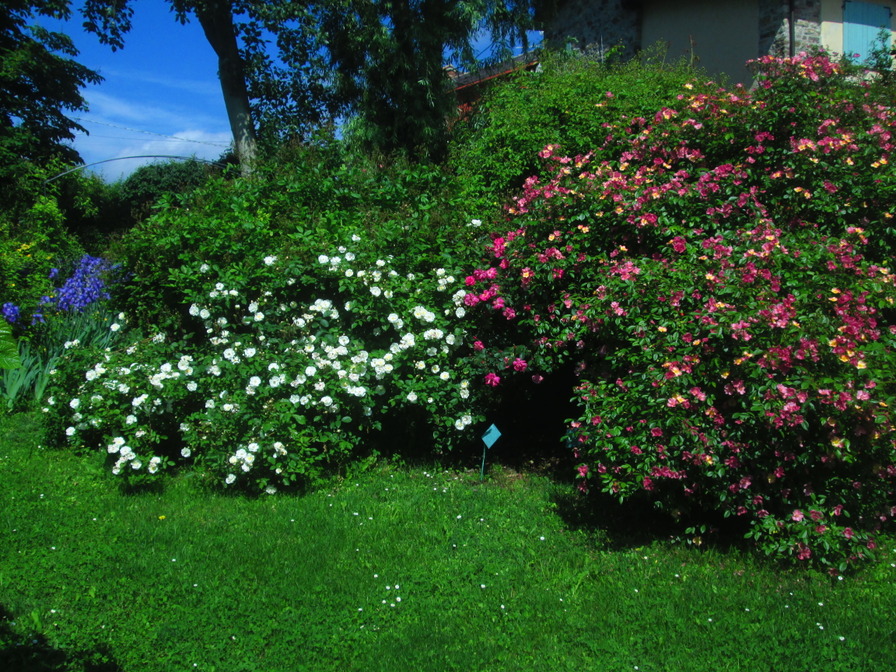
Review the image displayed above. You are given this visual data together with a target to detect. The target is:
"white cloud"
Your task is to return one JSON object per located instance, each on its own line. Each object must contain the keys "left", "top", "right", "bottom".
{"left": 75, "top": 127, "right": 232, "bottom": 181}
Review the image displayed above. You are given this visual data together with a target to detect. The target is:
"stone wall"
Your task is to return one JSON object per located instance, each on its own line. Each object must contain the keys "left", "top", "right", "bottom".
{"left": 758, "top": 0, "right": 822, "bottom": 57}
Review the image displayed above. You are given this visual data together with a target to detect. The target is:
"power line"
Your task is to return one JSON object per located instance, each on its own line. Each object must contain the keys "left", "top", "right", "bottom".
{"left": 72, "top": 117, "right": 231, "bottom": 148}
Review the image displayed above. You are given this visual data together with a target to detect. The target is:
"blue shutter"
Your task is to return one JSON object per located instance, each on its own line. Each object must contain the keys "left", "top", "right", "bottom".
{"left": 844, "top": 1, "right": 892, "bottom": 62}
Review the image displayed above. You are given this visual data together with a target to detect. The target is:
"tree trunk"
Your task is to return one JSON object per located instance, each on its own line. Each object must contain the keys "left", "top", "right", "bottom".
{"left": 194, "top": 0, "right": 257, "bottom": 173}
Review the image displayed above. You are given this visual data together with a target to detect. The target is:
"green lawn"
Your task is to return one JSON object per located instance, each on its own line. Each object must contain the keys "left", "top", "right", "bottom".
{"left": 1, "top": 413, "right": 894, "bottom": 671}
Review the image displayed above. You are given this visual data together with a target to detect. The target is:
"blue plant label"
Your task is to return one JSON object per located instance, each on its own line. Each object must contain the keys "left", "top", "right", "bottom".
{"left": 482, "top": 424, "right": 501, "bottom": 450}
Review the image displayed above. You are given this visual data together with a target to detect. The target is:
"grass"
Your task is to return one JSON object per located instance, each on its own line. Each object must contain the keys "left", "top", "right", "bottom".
{"left": 1, "top": 413, "right": 895, "bottom": 671}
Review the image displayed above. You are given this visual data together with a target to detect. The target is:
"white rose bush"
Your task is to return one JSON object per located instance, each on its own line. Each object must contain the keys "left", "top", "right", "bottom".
{"left": 43, "top": 230, "right": 482, "bottom": 492}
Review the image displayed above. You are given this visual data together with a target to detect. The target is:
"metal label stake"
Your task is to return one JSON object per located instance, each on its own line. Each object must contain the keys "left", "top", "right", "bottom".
{"left": 480, "top": 423, "right": 502, "bottom": 480}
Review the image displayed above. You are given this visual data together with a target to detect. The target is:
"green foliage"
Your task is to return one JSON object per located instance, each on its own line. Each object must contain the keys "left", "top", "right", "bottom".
{"left": 0, "top": 165, "right": 86, "bottom": 324}
{"left": 2, "top": 305, "right": 123, "bottom": 411}
{"left": 0, "top": 322, "right": 20, "bottom": 370}
{"left": 115, "top": 158, "right": 218, "bottom": 224}
{"left": 448, "top": 45, "right": 706, "bottom": 207}
{"left": 0, "top": 1, "right": 102, "bottom": 168}
{"left": 460, "top": 51, "right": 896, "bottom": 569}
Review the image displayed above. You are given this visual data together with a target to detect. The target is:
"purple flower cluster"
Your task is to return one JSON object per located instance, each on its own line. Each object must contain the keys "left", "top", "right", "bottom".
{"left": 2, "top": 303, "right": 19, "bottom": 324}
{"left": 53, "top": 255, "right": 114, "bottom": 312}
{"left": 1, "top": 255, "right": 116, "bottom": 325}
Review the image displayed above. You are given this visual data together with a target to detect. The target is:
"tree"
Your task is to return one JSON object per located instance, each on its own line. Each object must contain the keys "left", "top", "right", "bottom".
{"left": 0, "top": 0, "right": 101, "bottom": 169}
{"left": 79, "top": 1, "right": 541, "bottom": 166}
{"left": 283, "top": 0, "right": 540, "bottom": 159}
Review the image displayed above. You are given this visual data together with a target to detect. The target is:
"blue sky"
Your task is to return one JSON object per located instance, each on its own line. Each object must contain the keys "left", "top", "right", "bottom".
{"left": 42, "top": 1, "right": 233, "bottom": 181}
{"left": 41, "top": 1, "right": 540, "bottom": 182}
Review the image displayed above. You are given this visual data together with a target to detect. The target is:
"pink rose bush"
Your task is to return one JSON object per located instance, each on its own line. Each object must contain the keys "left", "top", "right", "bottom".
{"left": 462, "top": 52, "right": 896, "bottom": 570}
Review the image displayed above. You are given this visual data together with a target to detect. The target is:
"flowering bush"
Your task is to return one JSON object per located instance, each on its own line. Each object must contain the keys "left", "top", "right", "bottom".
{"left": 461, "top": 52, "right": 896, "bottom": 569}
{"left": 45, "top": 233, "right": 482, "bottom": 492}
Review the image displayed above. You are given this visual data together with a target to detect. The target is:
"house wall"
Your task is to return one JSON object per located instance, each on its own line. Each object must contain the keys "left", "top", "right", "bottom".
{"left": 544, "top": 0, "right": 895, "bottom": 82}
{"left": 641, "top": 0, "right": 758, "bottom": 84}
{"left": 543, "top": 0, "right": 641, "bottom": 58}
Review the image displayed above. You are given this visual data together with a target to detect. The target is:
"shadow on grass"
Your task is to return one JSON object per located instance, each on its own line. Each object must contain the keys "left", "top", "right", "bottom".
{"left": 0, "top": 605, "right": 122, "bottom": 672}
{"left": 551, "top": 486, "right": 756, "bottom": 556}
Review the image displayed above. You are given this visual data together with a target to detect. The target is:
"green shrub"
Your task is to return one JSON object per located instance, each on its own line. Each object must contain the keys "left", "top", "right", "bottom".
{"left": 115, "top": 158, "right": 218, "bottom": 225}
{"left": 448, "top": 45, "right": 707, "bottom": 209}
{"left": 44, "top": 146, "right": 490, "bottom": 491}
